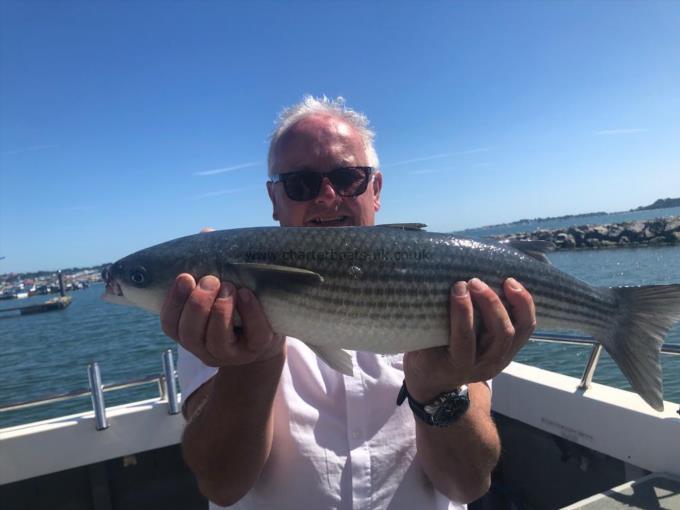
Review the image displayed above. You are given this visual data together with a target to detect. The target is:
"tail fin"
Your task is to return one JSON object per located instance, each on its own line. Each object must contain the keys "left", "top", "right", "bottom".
{"left": 597, "top": 284, "right": 680, "bottom": 411}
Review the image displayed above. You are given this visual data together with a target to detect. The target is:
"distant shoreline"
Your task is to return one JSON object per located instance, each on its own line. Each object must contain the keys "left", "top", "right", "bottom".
{"left": 462, "top": 197, "right": 680, "bottom": 233}
{"left": 495, "top": 216, "right": 680, "bottom": 250}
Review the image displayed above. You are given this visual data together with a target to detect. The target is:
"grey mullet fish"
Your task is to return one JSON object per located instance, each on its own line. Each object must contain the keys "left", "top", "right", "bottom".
{"left": 103, "top": 225, "right": 680, "bottom": 411}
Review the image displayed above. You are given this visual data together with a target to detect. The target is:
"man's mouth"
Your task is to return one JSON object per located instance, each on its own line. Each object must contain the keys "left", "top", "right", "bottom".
{"left": 307, "top": 215, "right": 352, "bottom": 226}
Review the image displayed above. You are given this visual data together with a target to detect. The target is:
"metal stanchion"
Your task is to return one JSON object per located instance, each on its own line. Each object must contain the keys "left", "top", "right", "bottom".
{"left": 87, "top": 362, "right": 109, "bottom": 430}
{"left": 162, "top": 350, "right": 180, "bottom": 415}
{"left": 578, "top": 344, "right": 603, "bottom": 390}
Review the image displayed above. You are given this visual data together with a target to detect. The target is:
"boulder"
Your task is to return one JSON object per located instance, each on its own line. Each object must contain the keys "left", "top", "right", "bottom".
{"left": 641, "top": 226, "right": 658, "bottom": 239}
{"left": 668, "top": 232, "right": 680, "bottom": 243}
{"left": 568, "top": 227, "right": 586, "bottom": 241}
{"left": 622, "top": 221, "right": 645, "bottom": 236}
{"left": 554, "top": 232, "right": 576, "bottom": 248}
{"left": 648, "top": 236, "right": 667, "bottom": 245}
{"left": 646, "top": 219, "right": 667, "bottom": 235}
{"left": 664, "top": 217, "right": 680, "bottom": 232}
{"left": 534, "top": 229, "right": 554, "bottom": 241}
{"left": 607, "top": 225, "right": 625, "bottom": 239}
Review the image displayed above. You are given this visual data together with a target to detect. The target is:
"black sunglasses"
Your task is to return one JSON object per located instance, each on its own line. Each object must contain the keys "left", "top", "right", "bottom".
{"left": 270, "top": 166, "right": 375, "bottom": 202}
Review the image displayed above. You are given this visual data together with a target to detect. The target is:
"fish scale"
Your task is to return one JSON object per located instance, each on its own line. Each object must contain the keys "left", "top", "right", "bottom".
{"left": 103, "top": 225, "right": 680, "bottom": 411}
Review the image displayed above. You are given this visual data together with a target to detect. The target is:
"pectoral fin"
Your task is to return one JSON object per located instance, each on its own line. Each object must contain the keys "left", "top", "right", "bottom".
{"left": 228, "top": 262, "right": 324, "bottom": 291}
{"left": 231, "top": 263, "right": 323, "bottom": 283}
{"left": 307, "top": 344, "right": 354, "bottom": 376}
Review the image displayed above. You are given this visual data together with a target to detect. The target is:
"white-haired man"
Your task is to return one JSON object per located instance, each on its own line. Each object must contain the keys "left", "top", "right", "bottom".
{"left": 161, "top": 97, "right": 535, "bottom": 509}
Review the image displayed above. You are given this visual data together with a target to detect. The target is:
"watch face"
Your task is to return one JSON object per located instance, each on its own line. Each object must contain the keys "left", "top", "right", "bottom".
{"left": 432, "top": 395, "right": 469, "bottom": 426}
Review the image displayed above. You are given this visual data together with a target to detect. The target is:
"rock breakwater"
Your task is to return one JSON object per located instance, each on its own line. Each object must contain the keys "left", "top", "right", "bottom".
{"left": 496, "top": 216, "right": 680, "bottom": 250}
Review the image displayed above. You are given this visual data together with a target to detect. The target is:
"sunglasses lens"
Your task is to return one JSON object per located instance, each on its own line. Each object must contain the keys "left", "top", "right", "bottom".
{"left": 330, "top": 167, "right": 369, "bottom": 196}
{"left": 283, "top": 172, "right": 322, "bottom": 201}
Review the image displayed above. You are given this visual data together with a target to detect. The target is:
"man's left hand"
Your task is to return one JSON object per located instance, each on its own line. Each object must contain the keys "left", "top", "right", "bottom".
{"left": 403, "top": 277, "right": 535, "bottom": 403}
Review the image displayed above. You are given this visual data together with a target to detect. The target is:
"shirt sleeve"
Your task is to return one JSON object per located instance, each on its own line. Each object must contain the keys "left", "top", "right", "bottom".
{"left": 177, "top": 344, "right": 218, "bottom": 407}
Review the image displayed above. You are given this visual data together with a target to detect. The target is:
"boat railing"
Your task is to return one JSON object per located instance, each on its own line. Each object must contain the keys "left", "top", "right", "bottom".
{"left": 1, "top": 336, "right": 679, "bottom": 429}
{"left": 0, "top": 349, "right": 180, "bottom": 430}
{"left": 531, "top": 331, "right": 680, "bottom": 391}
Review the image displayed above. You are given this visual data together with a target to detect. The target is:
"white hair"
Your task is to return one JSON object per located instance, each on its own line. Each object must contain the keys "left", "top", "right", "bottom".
{"left": 267, "top": 95, "right": 379, "bottom": 176}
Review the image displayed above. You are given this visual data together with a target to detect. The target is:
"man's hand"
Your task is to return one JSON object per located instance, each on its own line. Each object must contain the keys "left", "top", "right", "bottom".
{"left": 163, "top": 274, "right": 287, "bottom": 506}
{"left": 404, "top": 277, "right": 535, "bottom": 402}
{"left": 403, "top": 277, "right": 535, "bottom": 503}
{"left": 160, "top": 274, "right": 285, "bottom": 367}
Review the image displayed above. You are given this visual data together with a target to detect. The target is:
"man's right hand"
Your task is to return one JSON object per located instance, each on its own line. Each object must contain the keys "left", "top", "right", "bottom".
{"left": 164, "top": 274, "right": 287, "bottom": 505}
{"left": 160, "top": 274, "right": 285, "bottom": 367}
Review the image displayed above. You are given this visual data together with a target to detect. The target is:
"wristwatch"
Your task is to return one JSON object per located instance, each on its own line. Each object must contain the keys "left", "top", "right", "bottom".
{"left": 396, "top": 380, "right": 470, "bottom": 427}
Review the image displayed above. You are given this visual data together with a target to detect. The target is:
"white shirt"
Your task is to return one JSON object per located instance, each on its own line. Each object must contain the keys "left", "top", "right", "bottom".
{"left": 178, "top": 337, "right": 466, "bottom": 510}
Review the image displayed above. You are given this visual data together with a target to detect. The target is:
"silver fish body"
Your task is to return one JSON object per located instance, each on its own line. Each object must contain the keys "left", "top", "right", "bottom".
{"left": 103, "top": 226, "right": 680, "bottom": 411}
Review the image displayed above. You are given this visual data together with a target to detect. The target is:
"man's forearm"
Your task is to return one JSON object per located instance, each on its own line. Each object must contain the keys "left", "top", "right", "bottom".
{"left": 181, "top": 351, "right": 286, "bottom": 506}
{"left": 415, "top": 382, "right": 500, "bottom": 504}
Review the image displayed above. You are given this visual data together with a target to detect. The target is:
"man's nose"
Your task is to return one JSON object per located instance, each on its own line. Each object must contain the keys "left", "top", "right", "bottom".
{"left": 314, "top": 176, "right": 339, "bottom": 204}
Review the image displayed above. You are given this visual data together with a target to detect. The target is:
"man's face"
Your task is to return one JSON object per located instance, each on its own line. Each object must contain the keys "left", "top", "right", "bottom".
{"left": 267, "top": 114, "right": 382, "bottom": 227}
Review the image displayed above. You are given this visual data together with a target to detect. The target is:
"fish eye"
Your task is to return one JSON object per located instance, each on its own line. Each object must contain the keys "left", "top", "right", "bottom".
{"left": 129, "top": 266, "right": 150, "bottom": 287}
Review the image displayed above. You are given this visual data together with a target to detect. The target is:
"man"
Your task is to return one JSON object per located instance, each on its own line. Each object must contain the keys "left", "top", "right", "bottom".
{"left": 161, "top": 96, "right": 535, "bottom": 509}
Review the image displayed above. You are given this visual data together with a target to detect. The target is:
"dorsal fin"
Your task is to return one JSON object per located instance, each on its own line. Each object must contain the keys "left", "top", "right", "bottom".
{"left": 376, "top": 223, "right": 427, "bottom": 231}
{"left": 502, "top": 240, "right": 555, "bottom": 263}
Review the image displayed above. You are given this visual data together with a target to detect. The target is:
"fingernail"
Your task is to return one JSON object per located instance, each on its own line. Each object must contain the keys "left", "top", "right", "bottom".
{"left": 199, "top": 276, "right": 219, "bottom": 291}
{"left": 506, "top": 277, "right": 522, "bottom": 291}
{"left": 238, "top": 287, "right": 251, "bottom": 303}
{"left": 453, "top": 281, "right": 468, "bottom": 297}
{"left": 176, "top": 276, "right": 194, "bottom": 298}
{"left": 468, "top": 278, "right": 485, "bottom": 292}
{"left": 219, "top": 282, "right": 234, "bottom": 299}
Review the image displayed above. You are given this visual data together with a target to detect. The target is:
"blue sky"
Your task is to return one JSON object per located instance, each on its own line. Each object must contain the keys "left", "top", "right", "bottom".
{"left": 1, "top": 1, "right": 679, "bottom": 273}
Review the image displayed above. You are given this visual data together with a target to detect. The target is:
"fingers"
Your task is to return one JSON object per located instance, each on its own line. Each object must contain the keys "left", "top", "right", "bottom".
{"left": 406, "top": 278, "right": 536, "bottom": 395}
{"left": 178, "top": 275, "right": 222, "bottom": 356}
{"left": 204, "top": 282, "right": 239, "bottom": 360}
{"left": 236, "top": 288, "right": 283, "bottom": 359}
{"left": 161, "top": 274, "right": 196, "bottom": 341}
{"left": 448, "top": 281, "right": 476, "bottom": 367}
{"left": 468, "top": 278, "right": 515, "bottom": 362}
{"left": 503, "top": 277, "right": 536, "bottom": 356}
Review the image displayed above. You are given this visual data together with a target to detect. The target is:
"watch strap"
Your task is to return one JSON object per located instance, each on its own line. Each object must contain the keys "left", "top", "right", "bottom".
{"left": 396, "top": 380, "right": 470, "bottom": 427}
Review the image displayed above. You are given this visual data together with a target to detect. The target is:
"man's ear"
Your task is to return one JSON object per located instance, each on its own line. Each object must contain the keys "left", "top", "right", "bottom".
{"left": 372, "top": 171, "right": 383, "bottom": 212}
{"left": 266, "top": 181, "right": 279, "bottom": 221}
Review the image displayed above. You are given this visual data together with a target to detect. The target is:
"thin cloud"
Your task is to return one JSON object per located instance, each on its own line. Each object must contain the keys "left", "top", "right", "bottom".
{"left": 1, "top": 144, "right": 58, "bottom": 156}
{"left": 384, "top": 148, "right": 491, "bottom": 169}
{"left": 452, "top": 147, "right": 491, "bottom": 155}
{"left": 383, "top": 154, "right": 449, "bottom": 168}
{"left": 191, "top": 186, "right": 257, "bottom": 199}
{"left": 195, "top": 161, "right": 261, "bottom": 176}
{"left": 594, "top": 128, "right": 647, "bottom": 136}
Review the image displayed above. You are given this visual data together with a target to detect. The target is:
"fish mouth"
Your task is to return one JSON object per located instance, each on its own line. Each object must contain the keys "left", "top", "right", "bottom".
{"left": 306, "top": 215, "right": 352, "bottom": 227}
{"left": 102, "top": 278, "right": 128, "bottom": 305}
{"left": 105, "top": 280, "right": 124, "bottom": 297}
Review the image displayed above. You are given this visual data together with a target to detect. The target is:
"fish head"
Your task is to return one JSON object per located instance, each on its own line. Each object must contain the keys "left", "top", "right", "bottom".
{"left": 102, "top": 245, "right": 193, "bottom": 314}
